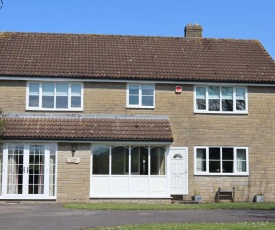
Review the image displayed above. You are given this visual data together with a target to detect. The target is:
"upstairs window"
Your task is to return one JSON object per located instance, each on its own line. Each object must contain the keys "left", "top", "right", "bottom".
{"left": 27, "top": 82, "right": 83, "bottom": 111}
{"left": 194, "top": 146, "right": 248, "bottom": 175}
{"left": 127, "top": 84, "right": 155, "bottom": 108}
{"left": 195, "top": 86, "right": 247, "bottom": 113}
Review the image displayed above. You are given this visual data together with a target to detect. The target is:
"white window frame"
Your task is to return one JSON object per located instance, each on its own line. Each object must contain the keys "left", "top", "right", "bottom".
{"left": 0, "top": 143, "right": 57, "bottom": 199}
{"left": 126, "top": 84, "right": 155, "bottom": 108}
{"left": 194, "top": 146, "right": 249, "bottom": 176}
{"left": 91, "top": 144, "right": 167, "bottom": 176}
{"left": 194, "top": 86, "right": 248, "bottom": 114}
{"left": 26, "top": 82, "right": 83, "bottom": 111}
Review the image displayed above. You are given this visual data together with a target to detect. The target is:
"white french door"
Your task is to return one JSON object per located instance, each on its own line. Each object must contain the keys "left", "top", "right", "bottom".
{"left": 1, "top": 144, "right": 56, "bottom": 199}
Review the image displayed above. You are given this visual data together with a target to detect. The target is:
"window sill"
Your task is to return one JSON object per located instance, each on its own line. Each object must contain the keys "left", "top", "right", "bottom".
{"left": 26, "top": 108, "right": 83, "bottom": 112}
{"left": 194, "top": 173, "right": 249, "bottom": 176}
{"left": 126, "top": 106, "right": 155, "bottom": 109}
{"left": 194, "top": 111, "right": 248, "bottom": 115}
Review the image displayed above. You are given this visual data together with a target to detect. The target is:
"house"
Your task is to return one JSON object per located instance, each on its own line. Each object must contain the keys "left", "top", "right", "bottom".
{"left": 0, "top": 24, "right": 275, "bottom": 203}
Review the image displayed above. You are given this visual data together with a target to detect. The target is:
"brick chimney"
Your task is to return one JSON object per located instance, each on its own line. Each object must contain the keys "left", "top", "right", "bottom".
{"left": 184, "top": 23, "right": 203, "bottom": 38}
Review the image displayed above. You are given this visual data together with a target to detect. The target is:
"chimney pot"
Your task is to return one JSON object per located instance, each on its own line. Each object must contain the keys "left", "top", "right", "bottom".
{"left": 184, "top": 23, "right": 203, "bottom": 38}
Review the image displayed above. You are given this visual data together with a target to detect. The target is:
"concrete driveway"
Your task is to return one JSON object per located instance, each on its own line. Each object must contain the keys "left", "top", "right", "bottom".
{"left": 0, "top": 203, "right": 274, "bottom": 230}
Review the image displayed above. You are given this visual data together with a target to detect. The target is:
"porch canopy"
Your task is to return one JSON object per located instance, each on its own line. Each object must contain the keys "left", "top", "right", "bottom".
{"left": 1, "top": 114, "right": 173, "bottom": 142}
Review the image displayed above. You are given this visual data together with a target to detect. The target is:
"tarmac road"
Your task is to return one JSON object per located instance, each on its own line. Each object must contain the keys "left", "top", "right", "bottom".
{"left": 0, "top": 203, "right": 274, "bottom": 230}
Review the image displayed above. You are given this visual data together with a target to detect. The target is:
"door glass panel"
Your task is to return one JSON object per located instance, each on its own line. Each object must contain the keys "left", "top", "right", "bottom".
{"left": 0, "top": 145, "right": 3, "bottom": 196}
{"left": 29, "top": 145, "right": 45, "bottom": 195}
{"left": 7, "top": 145, "right": 24, "bottom": 194}
{"left": 49, "top": 144, "right": 56, "bottom": 196}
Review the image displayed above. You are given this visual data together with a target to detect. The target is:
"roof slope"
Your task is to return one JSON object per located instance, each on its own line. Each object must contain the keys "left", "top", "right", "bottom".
{"left": 2, "top": 116, "right": 173, "bottom": 142}
{"left": 0, "top": 32, "right": 275, "bottom": 83}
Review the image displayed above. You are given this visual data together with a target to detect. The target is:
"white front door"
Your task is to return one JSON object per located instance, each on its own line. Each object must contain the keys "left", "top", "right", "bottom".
{"left": 1, "top": 144, "right": 56, "bottom": 199}
{"left": 170, "top": 147, "right": 188, "bottom": 195}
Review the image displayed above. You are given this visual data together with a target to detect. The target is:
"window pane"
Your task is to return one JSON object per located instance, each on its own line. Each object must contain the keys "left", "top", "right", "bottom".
{"left": 208, "top": 87, "right": 220, "bottom": 111}
{"left": 29, "top": 83, "right": 39, "bottom": 95}
{"left": 222, "top": 87, "right": 233, "bottom": 111}
{"left": 222, "top": 148, "right": 234, "bottom": 160}
{"left": 141, "top": 85, "right": 154, "bottom": 106}
{"left": 196, "top": 87, "right": 206, "bottom": 99}
{"left": 129, "top": 95, "right": 139, "bottom": 105}
{"left": 236, "top": 100, "right": 246, "bottom": 111}
{"left": 208, "top": 87, "right": 220, "bottom": 99}
{"left": 56, "top": 83, "right": 68, "bottom": 96}
{"left": 222, "top": 161, "right": 233, "bottom": 173}
{"left": 56, "top": 96, "right": 68, "bottom": 108}
{"left": 29, "top": 83, "right": 40, "bottom": 107}
{"left": 237, "top": 149, "right": 247, "bottom": 172}
{"left": 209, "top": 99, "right": 220, "bottom": 111}
{"left": 142, "top": 95, "right": 153, "bottom": 106}
{"left": 129, "top": 85, "right": 139, "bottom": 105}
{"left": 0, "top": 145, "right": 2, "bottom": 196}
{"left": 131, "top": 147, "right": 148, "bottom": 175}
{"left": 42, "top": 83, "right": 54, "bottom": 108}
{"left": 222, "top": 148, "right": 234, "bottom": 173}
{"left": 93, "top": 146, "right": 109, "bottom": 175}
{"left": 111, "top": 146, "right": 129, "bottom": 175}
{"left": 141, "top": 85, "right": 154, "bottom": 96}
{"left": 29, "top": 96, "right": 39, "bottom": 107}
{"left": 222, "top": 99, "right": 233, "bottom": 111}
{"left": 71, "top": 84, "right": 81, "bottom": 96}
{"left": 49, "top": 145, "right": 56, "bottom": 196}
{"left": 236, "top": 88, "right": 245, "bottom": 100}
{"left": 129, "top": 85, "right": 139, "bottom": 95}
{"left": 42, "top": 96, "right": 54, "bottom": 108}
{"left": 150, "top": 147, "right": 166, "bottom": 175}
{"left": 71, "top": 96, "right": 81, "bottom": 108}
{"left": 222, "top": 87, "right": 233, "bottom": 99}
{"left": 42, "top": 83, "right": 54, "bottom": 96}
{"left": 209, "top": 148, "right": 220, "bottom": 173}
{"left": 196, "top": 148, "right": 206, "bottom": 172}
{"left": 196, "top": 99, "right": 206, "bottom": 110}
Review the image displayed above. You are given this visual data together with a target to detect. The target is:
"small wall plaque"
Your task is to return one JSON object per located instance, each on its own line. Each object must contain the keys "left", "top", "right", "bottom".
{"left": 67, "top": 157, "right": 81, "bottom": 164}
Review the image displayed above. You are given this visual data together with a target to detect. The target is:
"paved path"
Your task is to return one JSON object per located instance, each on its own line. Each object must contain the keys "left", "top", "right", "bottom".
{"left": 0, "top": 204, "right": 274, "bottom": 230}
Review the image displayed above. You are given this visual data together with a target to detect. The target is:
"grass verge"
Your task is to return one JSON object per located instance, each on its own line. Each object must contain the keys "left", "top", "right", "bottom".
{"left": 64, "top": 202, "right": 275, "bottom": 210}
{"left": 85, "top": 222, "right": 275, "bottom": 230}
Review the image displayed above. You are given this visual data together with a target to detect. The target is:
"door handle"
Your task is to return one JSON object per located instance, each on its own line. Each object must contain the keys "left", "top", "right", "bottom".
{"left": 23, "top": 167, "right": 25, "bottom": 173}
{"left": 27, "top": 167, "right": 29, "bottom": 173}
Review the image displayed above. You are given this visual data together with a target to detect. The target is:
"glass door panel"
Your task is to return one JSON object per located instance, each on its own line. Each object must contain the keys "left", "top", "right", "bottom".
{"left": 28, "top": 145, "right": 45, "bottom": 195}
{"left": 6, "top": 145, "right": 24, "bottom": 195}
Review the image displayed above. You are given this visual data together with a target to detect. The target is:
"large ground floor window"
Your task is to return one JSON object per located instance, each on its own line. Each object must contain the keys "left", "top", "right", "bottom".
{"left": 91, "top": 145, "right": 168, "bottom": 198}
{"left": 92, "top": 145, "right": 166, "bottom": 176}
{"left": 0, "top": 143, "right": 57, "bottom": 199}
{"left": 194, "top": 146, "right": 248, "bottom": 175}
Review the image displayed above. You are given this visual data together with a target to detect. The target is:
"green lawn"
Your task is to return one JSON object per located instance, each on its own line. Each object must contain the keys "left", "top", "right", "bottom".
{"left": 65, "top": 202, "right": 275, "bottom": 210}
{"left": 85, "top": 222, "right": 275, "bottom": 230}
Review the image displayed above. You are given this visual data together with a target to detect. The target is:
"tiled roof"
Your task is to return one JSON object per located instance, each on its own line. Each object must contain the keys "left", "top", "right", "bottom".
{"left": 1, "top": 116, "right": 173, "bottom": 142}
{"left": 0, "top": 32, "right": 275, "bottom": 83}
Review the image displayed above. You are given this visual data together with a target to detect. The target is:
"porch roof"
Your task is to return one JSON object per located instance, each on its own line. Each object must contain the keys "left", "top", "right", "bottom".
{"left": 1, "top": 116, "right": 173, "bottom": 142}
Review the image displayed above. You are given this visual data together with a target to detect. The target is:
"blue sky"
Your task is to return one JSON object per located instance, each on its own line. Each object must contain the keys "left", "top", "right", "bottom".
{"left": 0, "top": 1, "right": 274, "bottom": 59}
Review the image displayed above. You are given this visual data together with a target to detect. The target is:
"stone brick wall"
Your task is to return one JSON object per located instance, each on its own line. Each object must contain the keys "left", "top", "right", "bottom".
{"left": 82, "top": 82, "right": 275, "bottom": 202}
{"left": 2, "top": 80, "right": 275, "bottom": 202}
{"left": 0, "top": 80, "right": 26, "bottom": 112}
{"left": 56, "top": 143, "right": 90, "bottom": 203}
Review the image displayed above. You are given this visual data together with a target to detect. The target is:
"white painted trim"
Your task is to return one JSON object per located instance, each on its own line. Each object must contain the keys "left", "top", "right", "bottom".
{"left": 126, "top": 83, "right": 155, "bottom": 109}
{"left": 194, "top": 86, "right": 248, "bottom": 114}
{"left": 2, "top": 75, "right": 275, "bottom": 87}
{"left": 0, "top": 143, "right": 58, "bottom": 199}
{"left": 169, "top": 147, "right": 188, "bottom": 195}
{"left": 26, "top": 81, "right": 84, "bottom": 111}
{"left": 194, "top": 146, "right": 249, "bottom": 176}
